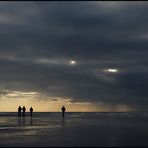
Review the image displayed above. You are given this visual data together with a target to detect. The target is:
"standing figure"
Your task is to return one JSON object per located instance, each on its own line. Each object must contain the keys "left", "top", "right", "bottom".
{"left": 30, "top": 106, "right": 33, "bottom": 117}
{"left": 18, "top": 106, "right": 22, "bottom": 116}
{"left": 22, "top": 106, "right": 26, "bottom": 116}
{"left": 61, "top": 106, "right": 66, "bottom": 118}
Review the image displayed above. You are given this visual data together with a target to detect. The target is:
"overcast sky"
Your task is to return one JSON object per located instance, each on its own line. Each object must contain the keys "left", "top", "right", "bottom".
{"left": 0, "top": 1, "right": 148, "bottom": 111}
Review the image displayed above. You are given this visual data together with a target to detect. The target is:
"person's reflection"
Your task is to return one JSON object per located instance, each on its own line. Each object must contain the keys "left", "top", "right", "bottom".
{"left": 30, "top": 117, "right": 33, "bottom": 125}
{"left": 17, "top": 116, "right": 21, "bottom": 126}
{"left": 62, "top": 118, "right": 65, "bottom": 128}
{"left": 22, "top": 116, "right": 26, "bottom": 125}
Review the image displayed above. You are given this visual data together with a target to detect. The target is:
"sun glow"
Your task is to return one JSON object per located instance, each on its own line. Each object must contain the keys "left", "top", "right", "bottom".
{"left": 69, "top": 60, "right": 76, "bottom": 65}
{"left": 0, "top": 90, "right": 133, "bottom": 112}
{"left": 104, "top": 68, "right": 118, "bottom": 73}
{"left": 108, "top": 69, "right": 118, "bottom": 72}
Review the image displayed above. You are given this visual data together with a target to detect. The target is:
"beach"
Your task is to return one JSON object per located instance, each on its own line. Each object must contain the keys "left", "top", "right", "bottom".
{"left": 0, "top": 112, "right": 148, "bottom": 147}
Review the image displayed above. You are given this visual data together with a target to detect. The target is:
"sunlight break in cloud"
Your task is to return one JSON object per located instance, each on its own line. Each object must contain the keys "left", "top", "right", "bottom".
{"left": 104, "top": 68, "right": 119, "bottom": 73}
{"left": 1, "top": 90, "right": 39, "bottom": 98}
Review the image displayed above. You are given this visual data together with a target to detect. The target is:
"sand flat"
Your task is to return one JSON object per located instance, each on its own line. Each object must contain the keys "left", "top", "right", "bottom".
{"left": 0, "top": 112, "right": 148, "bottom": 146}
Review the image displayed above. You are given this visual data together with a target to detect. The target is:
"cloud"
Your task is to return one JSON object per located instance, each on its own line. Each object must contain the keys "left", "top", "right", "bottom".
{"left": 0, "top": 2, "right": 147, "bottom": 109}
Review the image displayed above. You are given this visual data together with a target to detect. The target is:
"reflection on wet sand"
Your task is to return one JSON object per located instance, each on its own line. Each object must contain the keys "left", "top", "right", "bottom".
{"left": 30, "top": 117, "right": 33, "bottom": 125}
{"left": 17, "top": 116, "right": 21, "bottom": 126}
{"left": 22, "top": 116, "right": 25, "bottom": 125}
{"left": 61, "top": 118, "right": 65, "bottom": 128}
{"left": 17, "top": 116, "right": 33, "bottom": 126}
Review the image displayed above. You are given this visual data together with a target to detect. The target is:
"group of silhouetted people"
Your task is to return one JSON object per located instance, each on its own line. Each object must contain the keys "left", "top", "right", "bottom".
{"left": 18, "top": 106, "right": 33, "bottom": 117}
{"left": 18, "top": 105, "right": 66, "bottom": 118}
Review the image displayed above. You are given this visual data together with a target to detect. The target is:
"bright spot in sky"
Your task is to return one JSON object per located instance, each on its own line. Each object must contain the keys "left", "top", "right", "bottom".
{"left": 107, "top": 68, "right": 118, "bottom": 72}
{"left": 70, "top": 60, "right": 76, "bottom": 65}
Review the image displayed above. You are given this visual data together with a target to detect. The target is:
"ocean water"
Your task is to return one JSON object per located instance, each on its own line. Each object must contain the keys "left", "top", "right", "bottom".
{"left": 0, "top": 112, "right": 148, "bottom": 146}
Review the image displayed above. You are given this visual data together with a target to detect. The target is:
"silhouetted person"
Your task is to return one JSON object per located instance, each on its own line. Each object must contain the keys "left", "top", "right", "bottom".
{"left": 61, "top": 106, "right": 66, "bottom": 118}
{"left": 18, "top": 106, "right": 21, "bottom": 116}
{"left": 30, "top": 106, "right": 33, "bottom": 117}
{"left": 22, "top": 106, "right": 26, "bottom": 116}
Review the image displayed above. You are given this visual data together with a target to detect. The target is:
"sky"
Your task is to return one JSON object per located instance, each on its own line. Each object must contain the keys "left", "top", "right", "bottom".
{"left": 0, "top": 1, "right": 148, "bottom": 112}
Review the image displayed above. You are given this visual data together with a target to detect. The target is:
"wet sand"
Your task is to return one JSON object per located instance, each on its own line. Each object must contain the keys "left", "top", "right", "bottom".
{"left": 0, "top": 112, "right": 148, "bottom": 147}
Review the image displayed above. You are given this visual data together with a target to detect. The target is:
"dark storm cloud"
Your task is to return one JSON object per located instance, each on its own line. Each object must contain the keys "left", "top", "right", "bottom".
{"left": 0, "top": 1, "right": 148, "bottom": 109}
